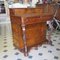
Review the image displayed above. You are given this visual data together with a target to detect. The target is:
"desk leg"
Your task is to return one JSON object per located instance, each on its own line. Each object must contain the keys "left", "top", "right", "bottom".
{"left": 22, "top": 25, "right": 28, "bottom": 56}
{"left": 21, "top": 18, "right": 28, "bottom": 56}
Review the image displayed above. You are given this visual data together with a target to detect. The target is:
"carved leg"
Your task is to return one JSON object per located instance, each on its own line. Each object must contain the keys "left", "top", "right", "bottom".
{"left": 21, "top": 17, "right": 28, "bottom": 56}
{"left": 24, "top": 48, "right": 28, "bottom": 56}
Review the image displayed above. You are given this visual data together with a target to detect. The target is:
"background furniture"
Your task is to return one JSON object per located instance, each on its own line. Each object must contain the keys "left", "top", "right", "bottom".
{"left": 55, "top": 4, "right": 60, "bottom": 20}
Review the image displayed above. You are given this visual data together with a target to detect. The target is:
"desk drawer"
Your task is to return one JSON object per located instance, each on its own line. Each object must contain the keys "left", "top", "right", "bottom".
{"left": 24, "top": 15, "right": 53, "bottom": 25}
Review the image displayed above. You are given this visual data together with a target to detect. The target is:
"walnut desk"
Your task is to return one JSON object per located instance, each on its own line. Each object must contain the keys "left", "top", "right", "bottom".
{"left": 9, "top": 8, "right": 54, "bottom": 56}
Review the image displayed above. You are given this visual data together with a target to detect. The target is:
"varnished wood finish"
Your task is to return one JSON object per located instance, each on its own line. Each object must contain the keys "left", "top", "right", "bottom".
{"left": 9, "top": 4, "right": 54, "bottom": 56}
{"left": 56, "top": 7, "right": 60, "bottom": 20}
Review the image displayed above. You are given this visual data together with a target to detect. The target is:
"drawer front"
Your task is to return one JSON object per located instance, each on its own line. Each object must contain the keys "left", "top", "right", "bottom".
{"left": 14, "top": 8, "right": 43, "bottom": 16}
{"left": 24, "top": 15, "right": 53, "bottom": 25}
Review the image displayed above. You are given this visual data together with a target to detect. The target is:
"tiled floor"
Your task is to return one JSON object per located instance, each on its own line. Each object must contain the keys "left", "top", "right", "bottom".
{"left": 0, "top": 23, "right": 60, "bottom": 60}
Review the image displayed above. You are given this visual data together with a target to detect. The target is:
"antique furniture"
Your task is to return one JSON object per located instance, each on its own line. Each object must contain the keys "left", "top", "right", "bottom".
{"left": 9, "top": 4, "right": 54, "bottom": 56}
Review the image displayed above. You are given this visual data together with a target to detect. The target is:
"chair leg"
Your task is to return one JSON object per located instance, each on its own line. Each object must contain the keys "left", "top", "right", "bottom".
{"left": 47, "top": 28, "right": 54, "bottom": 45}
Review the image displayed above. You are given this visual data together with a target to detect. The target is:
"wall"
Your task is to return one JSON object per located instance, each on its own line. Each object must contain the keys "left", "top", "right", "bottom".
{"left": 0, "top": 0, "right": 10, "bottom": 24}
